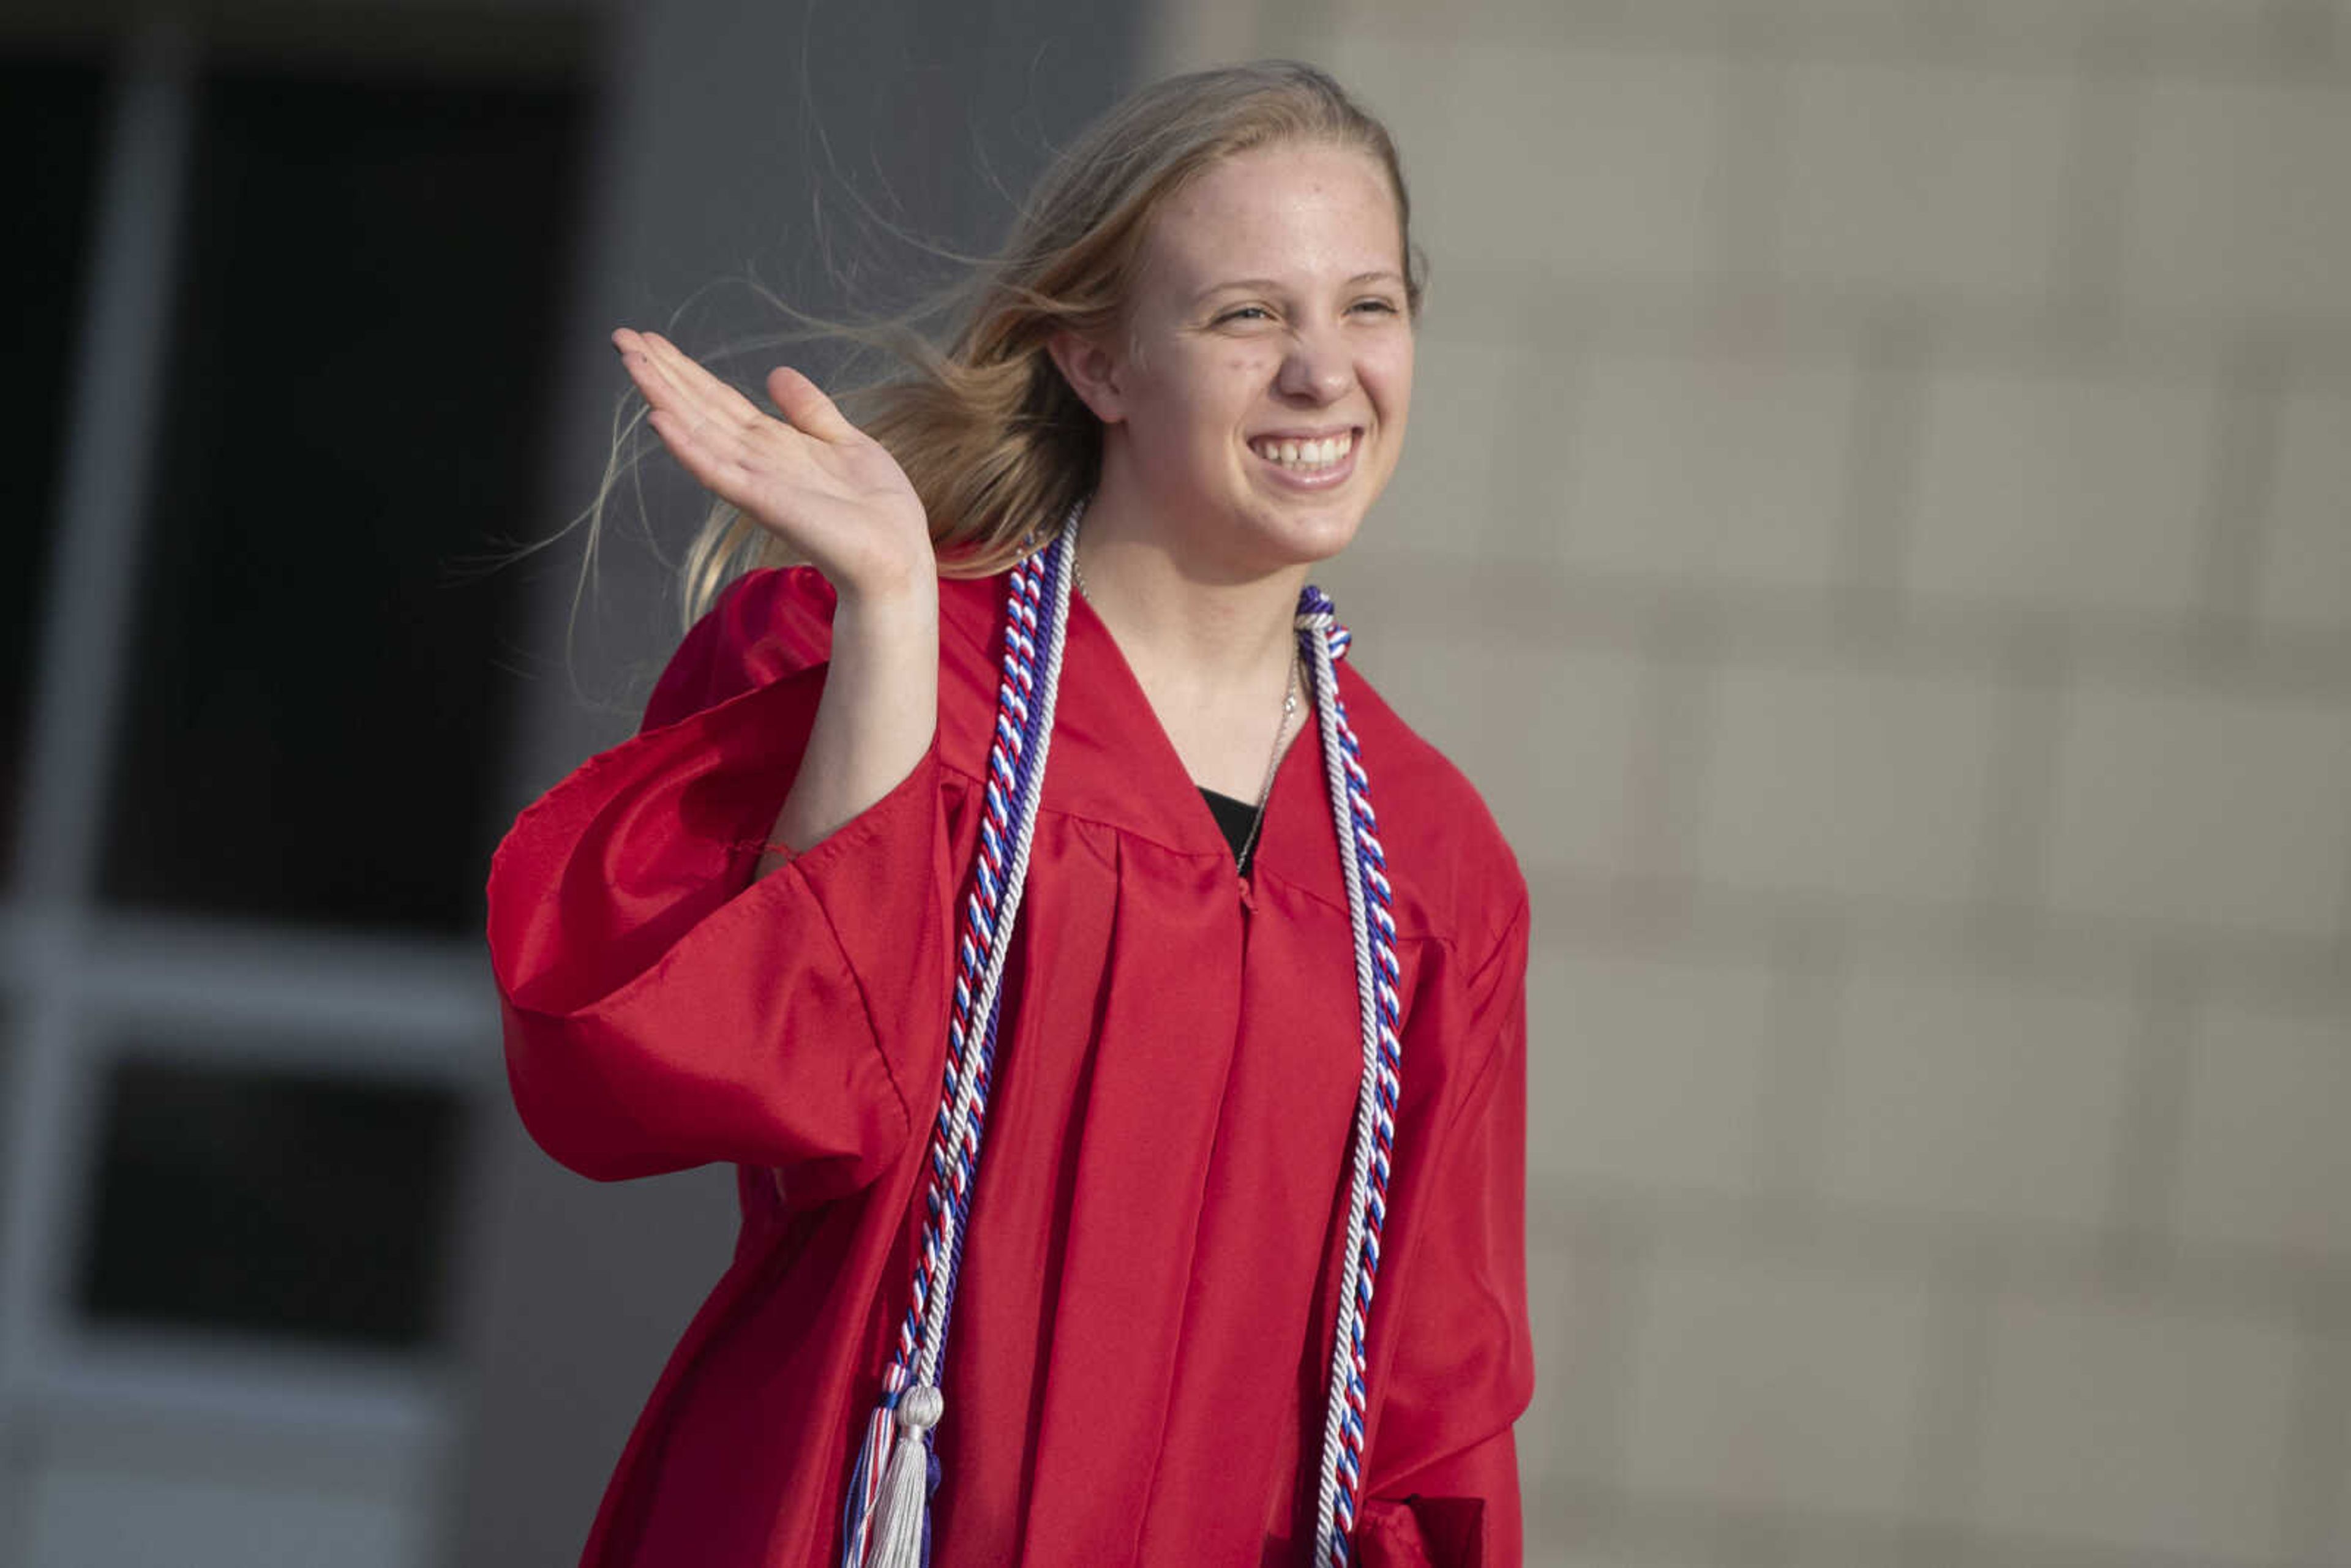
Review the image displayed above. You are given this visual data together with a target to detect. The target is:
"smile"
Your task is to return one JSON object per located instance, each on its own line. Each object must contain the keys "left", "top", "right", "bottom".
{"left": 1249, "top": 430, "right": 1354, "bottom": 468}
{"left": 1248, "top": 428, "right": 1359, "bottom": 489}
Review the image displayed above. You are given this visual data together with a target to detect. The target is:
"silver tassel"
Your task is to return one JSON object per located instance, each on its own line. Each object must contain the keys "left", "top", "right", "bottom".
{"left": 866, "top": 1382, "right": 943, "bottom": 1568}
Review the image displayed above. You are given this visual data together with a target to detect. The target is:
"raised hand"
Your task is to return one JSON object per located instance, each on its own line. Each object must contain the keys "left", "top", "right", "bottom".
{"left": 614, "top": 327, "right": 934, "bottom": 600}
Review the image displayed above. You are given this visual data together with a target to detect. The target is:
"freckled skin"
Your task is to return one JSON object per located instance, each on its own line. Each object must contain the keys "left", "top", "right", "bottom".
{"left": 1082, "top": 141, "right": 1416, "bottom": 580}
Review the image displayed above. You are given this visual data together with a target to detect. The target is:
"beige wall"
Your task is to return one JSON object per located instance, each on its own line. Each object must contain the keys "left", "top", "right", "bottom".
{"left": 1159, "top": 3, "right": 2351, "bottom": 1565}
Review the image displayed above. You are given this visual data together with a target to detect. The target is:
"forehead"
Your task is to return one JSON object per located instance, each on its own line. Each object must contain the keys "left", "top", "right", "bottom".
{"left": 1139, "top": 141, "right": 1403, "bottom": 290}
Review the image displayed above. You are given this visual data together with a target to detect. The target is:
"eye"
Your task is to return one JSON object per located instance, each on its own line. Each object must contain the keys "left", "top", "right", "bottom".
{"left": 1350, "top": 298, "right": 1402, "bottom": 317}
{"left": 1214, "top": 305, "right": 1273, "bottom": 325}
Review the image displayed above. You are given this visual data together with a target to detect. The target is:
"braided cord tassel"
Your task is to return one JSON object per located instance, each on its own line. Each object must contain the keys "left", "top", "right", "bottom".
{"left": 1297, "top": 587, "right": 1401, "bottom": 1568}
{"left": 839, "top": 504, "right": 1083, "bottom": 1568}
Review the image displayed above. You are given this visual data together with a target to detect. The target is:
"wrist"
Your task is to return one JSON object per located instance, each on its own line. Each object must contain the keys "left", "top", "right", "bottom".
{"left": 828, "top": 527, "right": 937, "bottom": 609}
{"left": 829, "top": 566, "right": 939, "bottom": 673}
{"left": 832, "top": 569, "right": 937, "bottom": 631}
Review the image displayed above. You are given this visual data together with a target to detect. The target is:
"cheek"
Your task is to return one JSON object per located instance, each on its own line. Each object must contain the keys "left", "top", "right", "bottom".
{"left": 1186, "top": 353, "right": 1279, "bottom": 444}
{"left": 1219, "top": 347, "right": 1278, "bottom": 389}
{"left": 1373, "top": 344, "right": 1414, "bottom": 426}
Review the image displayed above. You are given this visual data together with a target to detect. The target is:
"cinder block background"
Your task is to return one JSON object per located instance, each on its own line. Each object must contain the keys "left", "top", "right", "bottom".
{"left": 1167, "top": 1, "right": 2351, "bottom": 1562}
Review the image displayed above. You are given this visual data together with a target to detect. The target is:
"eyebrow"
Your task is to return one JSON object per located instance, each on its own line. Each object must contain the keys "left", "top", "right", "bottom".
{"left": 1193, "top": 271, "right": 1406, "bottom": 302}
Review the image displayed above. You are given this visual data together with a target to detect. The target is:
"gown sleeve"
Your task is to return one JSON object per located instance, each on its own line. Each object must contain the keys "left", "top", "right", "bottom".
{"left": 1356, "top": 891, "right": 1535, "bottom": 1568}
{"left": 484, "top": 566, "right": 952, "bottom": 1203}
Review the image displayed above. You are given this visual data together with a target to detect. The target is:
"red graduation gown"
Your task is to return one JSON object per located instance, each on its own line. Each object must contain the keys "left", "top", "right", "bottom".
{"left": 486, "top": 562, "right": 1534, "bottom": 1567}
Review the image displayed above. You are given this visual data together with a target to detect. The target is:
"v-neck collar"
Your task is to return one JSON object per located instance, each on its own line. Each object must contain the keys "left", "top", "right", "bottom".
{"left": 936, "top": 567, "right": 1349, "bottom": 912}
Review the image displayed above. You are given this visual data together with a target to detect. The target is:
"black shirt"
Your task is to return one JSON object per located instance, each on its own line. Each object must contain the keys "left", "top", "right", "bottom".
{"left": 1199, "top": 786, "right": 1262, "bottom": 876}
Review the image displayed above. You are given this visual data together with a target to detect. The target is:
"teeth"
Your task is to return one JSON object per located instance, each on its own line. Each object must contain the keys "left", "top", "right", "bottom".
{"left": 1252, "top": 431, "right": 1354, "bottom": 469}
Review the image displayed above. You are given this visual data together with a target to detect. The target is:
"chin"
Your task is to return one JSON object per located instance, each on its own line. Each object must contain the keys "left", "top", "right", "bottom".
{"left": 1244, "top": 502, "right": 1370, "bottom": 572}
{"left": 1235, "top": 462, "right": 1393, "bottom": 563}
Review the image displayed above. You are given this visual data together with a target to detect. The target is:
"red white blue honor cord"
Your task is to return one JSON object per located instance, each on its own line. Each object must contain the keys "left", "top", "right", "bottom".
{"left": 1296, "top": 583, "right": 1401, "bottom": 1568}
{"left": 838, "top": 501, "right": 1403, "bottom": 1568}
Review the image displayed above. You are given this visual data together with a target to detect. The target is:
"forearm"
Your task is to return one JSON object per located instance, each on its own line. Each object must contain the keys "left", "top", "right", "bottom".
{"left": 760, "top": 574, "right": 939, "bottom": 875}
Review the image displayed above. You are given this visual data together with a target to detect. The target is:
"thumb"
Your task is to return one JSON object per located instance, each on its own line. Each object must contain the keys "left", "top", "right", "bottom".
{"left": 768, "top": 366, "right": 858, "bottom": 445}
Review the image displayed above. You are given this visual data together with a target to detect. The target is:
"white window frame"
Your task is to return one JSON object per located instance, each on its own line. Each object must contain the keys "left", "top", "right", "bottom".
{"left": 0, "top": 20, "right": 495, "bottom": 1564}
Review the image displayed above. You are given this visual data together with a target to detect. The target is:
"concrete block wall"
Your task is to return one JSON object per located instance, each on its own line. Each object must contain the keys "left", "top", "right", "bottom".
{"left": 1159, "top": 2, "right": 2351, "bottom": 1563}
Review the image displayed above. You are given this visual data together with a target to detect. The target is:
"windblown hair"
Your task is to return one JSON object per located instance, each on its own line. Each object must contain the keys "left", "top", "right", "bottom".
{"left": 621, "top": 60, "right": 1426, "bottom": 628}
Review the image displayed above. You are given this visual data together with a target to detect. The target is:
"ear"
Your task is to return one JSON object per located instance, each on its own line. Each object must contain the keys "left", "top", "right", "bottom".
{"left": 1047, "top": 327, "right": 1129, "bottom": 426}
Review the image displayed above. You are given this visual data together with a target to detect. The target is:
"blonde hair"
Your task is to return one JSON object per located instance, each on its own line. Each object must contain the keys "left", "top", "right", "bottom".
{"left": 598, "top": 61, "right": 1425, "bottom": 629}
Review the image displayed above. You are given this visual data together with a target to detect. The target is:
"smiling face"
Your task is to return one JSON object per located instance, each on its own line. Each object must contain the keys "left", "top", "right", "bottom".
{"left": 1059, "top": 138, "right": 1415, "bottom": 579}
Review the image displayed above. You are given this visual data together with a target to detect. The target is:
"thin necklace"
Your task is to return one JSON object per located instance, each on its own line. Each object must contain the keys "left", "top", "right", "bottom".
{"left": 1234, "top": 654, "right": 1301, "bottom": 874}
{"left": 1072, "top": 547, "right": 1299, "bottom": 872}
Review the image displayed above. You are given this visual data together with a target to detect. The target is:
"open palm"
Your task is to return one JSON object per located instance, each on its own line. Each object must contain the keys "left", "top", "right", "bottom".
{"left": 615, "top": 328, "right": 932, "bottom": 595}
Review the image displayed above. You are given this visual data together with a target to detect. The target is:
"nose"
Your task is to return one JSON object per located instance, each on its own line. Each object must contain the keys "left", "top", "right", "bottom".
{"left": 1275, "top": 323, "right": 1353, "bottom": 403}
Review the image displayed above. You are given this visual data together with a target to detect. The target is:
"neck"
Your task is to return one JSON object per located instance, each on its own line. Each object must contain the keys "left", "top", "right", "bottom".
{"left": 1070, "top": 488, "right": 1310, "bottom": 699}
{"left": 1068, "top": 481, "right": 1315, "bottom": 800}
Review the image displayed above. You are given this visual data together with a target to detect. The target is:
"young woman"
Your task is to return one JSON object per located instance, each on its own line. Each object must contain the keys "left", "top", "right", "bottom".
{"left": 487, "top": 61, "right": 1532, "bottom": 1568}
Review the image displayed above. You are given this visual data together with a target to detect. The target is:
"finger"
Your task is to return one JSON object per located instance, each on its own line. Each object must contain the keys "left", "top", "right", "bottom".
{"left": 614, "top": 329, "right": 717, "bottom": 424}
{"left": 645, "top": 404, "right": 771, "bottom": 506}
{"left": 626, "top": 329, "right": 769, "bottom": 433}
{"left": 767, "top": 365, "right": 860, "bottom": 445}
{"left": 616, "top": 336, "right": 695, "bottom": 419}
{"left": 626, "top": 354, "right": 816, "bottom": 502}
